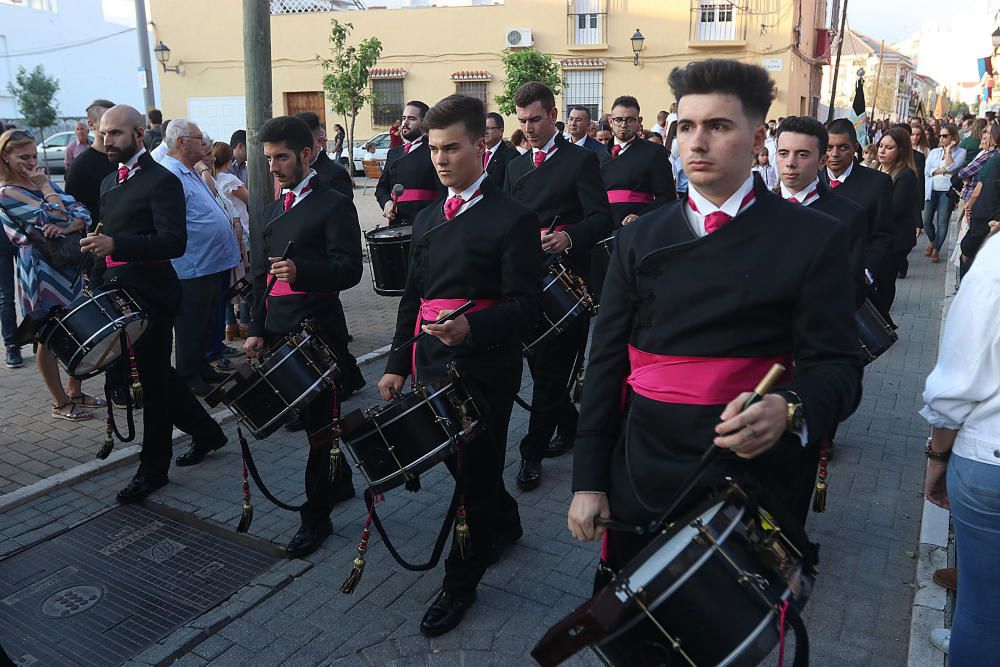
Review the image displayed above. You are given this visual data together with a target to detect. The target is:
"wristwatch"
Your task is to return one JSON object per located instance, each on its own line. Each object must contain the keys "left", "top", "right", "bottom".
{"left": 775, "top": 390, "right": 805, "bottom": 432}
{"left": 924, "top": 439, "right": 952, "bottom": 462}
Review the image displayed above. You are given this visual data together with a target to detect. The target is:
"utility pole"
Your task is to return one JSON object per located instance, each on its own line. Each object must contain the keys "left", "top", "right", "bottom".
{"left": 133, "top": 0, "right": 156, "bottom": 111}
{"left": 826, "top": 0, "right": 848, "bottom": 122}
{"left": 870, "top": 40, "right": 885, "bottom": 121}
{"left": 244, "top": 0, "right": 274, "bottom": 217}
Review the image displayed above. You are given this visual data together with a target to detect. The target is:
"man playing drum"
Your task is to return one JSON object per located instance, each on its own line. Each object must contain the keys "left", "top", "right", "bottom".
{"left": 379, "top": 94, "right": 542, "bottom": 637}
{"left": 375, "top": 100, "right": 447, "bottom": 227}
{"left": 244, "top": 115, "right": 362, "bottom": 558}
{"left": 566, "top": 60, "right": 863, "bottom": 576}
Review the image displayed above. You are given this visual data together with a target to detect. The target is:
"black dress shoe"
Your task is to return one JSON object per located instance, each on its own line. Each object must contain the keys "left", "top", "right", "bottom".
{"left": 543, "top": 432, "right": 575, "bottom": 459}
{"left": 489, "top": 521, "right": 524, "bottom": 565}
{"left": 175, "top": 436, "right": 229, "bottom": 467}
{"left": 516, "top": 460, "right": 542, "bottom": 491}
{"left": 420, "top": 590, "right": 476, "bottom": 637}
{"left": 284, "top": 415, "right": 305, "bottom": 432}
{"left": 284, "top": 519, "right": 333, "bottom": 559}
{"left": 116, "top": 473, "right": 168, "bottom": 504}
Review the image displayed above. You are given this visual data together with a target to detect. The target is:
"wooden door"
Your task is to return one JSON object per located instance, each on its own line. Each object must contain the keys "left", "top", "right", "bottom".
{"left": 283, "top": 91, "right": 327, "bottom": 128}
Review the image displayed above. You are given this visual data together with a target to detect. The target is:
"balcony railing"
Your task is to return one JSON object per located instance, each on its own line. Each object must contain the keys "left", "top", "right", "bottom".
{"left": 688, "top": 1, "right": 749, "bottom": 43}
{"left": 270, "top": 0, "right": 361, "bottom": 14}
{"left": 567, "top": 11, "right": 608, "bottom": 47}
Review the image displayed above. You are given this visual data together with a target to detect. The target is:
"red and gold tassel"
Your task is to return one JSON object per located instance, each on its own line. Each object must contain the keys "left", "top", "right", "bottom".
{"left": 97, "top": 404, "right": 114, "bottom": 460}
{"left": 813, "top": 445, "right": 830, "bottom": 513}
{"left": 454, "top": 501, "right": 471, "bottom": 560}
{"left": 340, "top": 518, "right": 371, "bottom": 594}
{"left": 127, "top": 345, "right": 143, "bottom": 409}
{"left": 329, "top": 438, "right": 342, "bottom": 482}
{"left": 236, "top": 459, "right": 254, "bottom": 533}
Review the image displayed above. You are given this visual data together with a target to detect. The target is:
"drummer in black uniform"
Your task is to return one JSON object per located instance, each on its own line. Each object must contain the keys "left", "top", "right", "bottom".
{"left": 80, "top": 104, "right": 227, "bottom": 503}
{"left": 566, "top": 60, "right": 862, "bottom": 572}
{"left": 375, "top": 100, "right": 446, "bottom": 226}
{"left": 245, "top": 115, "right": 362, "bottom": 558}
{"left": 505, "top": 81, "right": 614, "bottom": 491}
{"left": 379, "top": 94, "right": 542, "bottom": 637}
{"left": 600, "top": 95, "right": 676, "bottom": 226}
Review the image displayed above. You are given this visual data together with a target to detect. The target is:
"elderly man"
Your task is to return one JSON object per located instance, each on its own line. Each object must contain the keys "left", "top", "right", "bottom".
{"left": 566, "top": 105, "right": 609, "bottom": 158}
{"left": 64, "top": 121, "right": 91, "bottom": 171}
{"left": 161, "top": 119, "right": 240, "bottom": 397}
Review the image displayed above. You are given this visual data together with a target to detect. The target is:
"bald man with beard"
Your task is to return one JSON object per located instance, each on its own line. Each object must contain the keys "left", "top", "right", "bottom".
{"left": 81, "top": 105, "right": 226, "bottom": 503}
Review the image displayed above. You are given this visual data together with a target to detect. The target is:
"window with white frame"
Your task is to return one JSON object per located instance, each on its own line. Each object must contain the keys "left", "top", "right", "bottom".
{"left": 697, "top": 1, "right": 736, "bottom": 41}
{"left": 563, "top": 69, "right": 603, "bottom": 122}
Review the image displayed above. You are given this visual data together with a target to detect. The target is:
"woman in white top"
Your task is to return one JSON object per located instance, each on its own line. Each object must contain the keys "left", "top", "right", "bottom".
{"left": 208, "top": 141, "right": 250, "bottom": 339}
{"left": 921, "top": 228, "right": 1000, "bottom": 663}
{"left": 922, "top": 123, "right": 967, "bottom": 262}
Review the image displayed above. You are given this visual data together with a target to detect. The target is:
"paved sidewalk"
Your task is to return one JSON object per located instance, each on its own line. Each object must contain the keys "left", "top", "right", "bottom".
{"left": 0, "top": 238, "right": 947, "bottom": 665}
{"left": 0, "top": 181, "right": 398, "bottom": 494}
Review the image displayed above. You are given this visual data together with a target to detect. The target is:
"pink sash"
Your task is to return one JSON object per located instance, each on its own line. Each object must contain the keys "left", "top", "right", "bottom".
{"left": 607, "top": 190, "right": 654, "bottom": 204}
{"left": 626, "top": 345, "right": 793, "bottom": 406}
{"left": 411, "top": 298, "right": 499, "bottom": 379}
{"left": 104, "top": 257, "right": 167, "bottom": 269}
{"left": 396, "top": 189, "right": 438, "bottom": 203}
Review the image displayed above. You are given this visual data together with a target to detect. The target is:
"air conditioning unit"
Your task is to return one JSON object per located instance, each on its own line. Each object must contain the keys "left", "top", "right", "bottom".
{"left": 505, "top": 28, "right": 533, "bottom": 48}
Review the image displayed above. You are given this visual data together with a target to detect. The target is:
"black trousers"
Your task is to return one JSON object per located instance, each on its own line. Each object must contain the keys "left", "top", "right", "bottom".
{"left": 518, "top": 317, "right": 588, "bottom": 463}
{"left": 134, "top": 308, "right": 225, "bottom": 478}
{"left": 330, "top": 300, "right": 365, "bottom": 392}
{"left": 443, "top": 381, "right": 520, "bottom": 594}
{"left": 174, "top": 271, "right": 226, "bottom": 382}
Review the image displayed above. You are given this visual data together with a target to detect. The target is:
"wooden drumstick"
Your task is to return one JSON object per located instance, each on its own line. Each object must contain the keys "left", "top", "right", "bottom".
{"left": 390, "top": 299, "right": 477, "bottom": 354}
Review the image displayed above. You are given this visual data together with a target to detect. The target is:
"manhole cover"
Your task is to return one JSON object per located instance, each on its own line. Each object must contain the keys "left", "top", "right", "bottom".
{"left": 0, "top": 503, "right": 281, "bottom": 666}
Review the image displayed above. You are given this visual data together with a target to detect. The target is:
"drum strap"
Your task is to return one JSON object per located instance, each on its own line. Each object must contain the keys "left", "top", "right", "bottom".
{"left": 783, "top": 602, "right": 810, "bottom": 667}
{"left": 238, "top": 428, "right": 311, "bottom": 512}
{"left": 105, "top": 330, "right": 137, "bottom": 444}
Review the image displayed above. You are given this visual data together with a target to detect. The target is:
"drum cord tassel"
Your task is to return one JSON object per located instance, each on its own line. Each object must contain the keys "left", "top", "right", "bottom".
{"left": 97, "top": 400, "right": 115, "bottom": 460}
{"left": 812, "top": 443, "right": 830, "bottom": 513}
{"left": 236, "top": 438, "right": 254, "bottom": 533}
{"left": 127, "top": 344, "right": 143, "bottom": 409}
{"left": 329, "top": 439, "right": 342, "bottom": 482}
{"left": 454, "top": 500, "right": 471, "bottom": 560}
{"left": 777, "top": 598, "right": 790, "bottom": 666}
{"left": 341, "top": 494, "right": 382, "bottom": 594}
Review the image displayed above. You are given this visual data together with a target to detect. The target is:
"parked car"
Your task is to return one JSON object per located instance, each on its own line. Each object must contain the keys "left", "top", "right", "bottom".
{"left": 40, "top": 130, "right": 94, "bottom": 174}
{"left": 349, "top": 132, "right": 391, "bottom": 173}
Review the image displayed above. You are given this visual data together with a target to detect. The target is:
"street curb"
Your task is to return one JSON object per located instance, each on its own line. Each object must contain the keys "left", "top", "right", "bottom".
{"left": 0, "top": 343, "right": 392, "bottom": 513}
{"left": 905, "top": 241, "right": 956, "bottom": 667}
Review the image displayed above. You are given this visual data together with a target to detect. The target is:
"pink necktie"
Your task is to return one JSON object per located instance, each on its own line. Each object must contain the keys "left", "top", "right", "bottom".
{"left": 703, "top": 211, "right": 732, "bottom": 234}
{"left": 533, "top": 150, "right": 546, "bottom": 168}
{"left": 404, "top": 142, "right": 413, "bottom": 154}
{"left": 117, "top": 165, "right": 130, "bottom": 184}
{"left": 444, "top": 195, "right": 464, "bottom": 221}
{"left": 829, "top": 179, "right": 842, "bottom": 189}
{"left": 483, "top": 149, "right": 492, "bottom": 169}
{"left": 283, "top": 191, "right": 295, "bottom": 212}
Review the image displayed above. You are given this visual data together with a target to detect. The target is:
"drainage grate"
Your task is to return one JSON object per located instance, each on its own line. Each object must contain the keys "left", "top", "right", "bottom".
{"left": 0, "top": 503, "right": 281, "bottom": 666}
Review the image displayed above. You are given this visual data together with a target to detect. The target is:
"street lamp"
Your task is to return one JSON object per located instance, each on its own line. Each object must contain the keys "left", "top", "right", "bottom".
{"left": 154, "top": 41, "right": 180, "bottom": 74}
{"left": 630, "top": 29, "right": 645, "bottom": 66}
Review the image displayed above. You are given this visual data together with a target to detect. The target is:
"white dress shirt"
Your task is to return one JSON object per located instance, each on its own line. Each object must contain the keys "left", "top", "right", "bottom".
{"left": 684, "top": 174, "right": 756, "bottom": 237}
{"left": 780, "top": 177, "right": 820, "bottom": 206}
{"left": 280, "top": 169, "right": 318, "bottom": 209}
{"left": 445, "top": 171, "right": 488, "bottom": 219}
{"left": 826, "top": 160, "right": 854, "bottom": 187}
{"left": 532, "top": 132, "right": 559, "bottom": 165}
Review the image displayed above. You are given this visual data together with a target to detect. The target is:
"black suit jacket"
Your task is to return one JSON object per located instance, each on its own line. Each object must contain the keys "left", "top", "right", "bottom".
{"left": 312, "top": 150, "right": 353, "bottom": 200}
{"left": 504, "top": 133, "right": 614, "bottom": 276}
{"left": 98, "top": 151, "right": 187, "bottom": 318}
{"left": 914, "top": 150, "right": 926, "bottom": 202}
{"left": 374, "top": 138, "right": 446, "bottom": 226}
{"left": 809, "top": 181, "right": 868, "bottom": 307}
{"left": 961, "top": 172, "right": 1000, "bottom": 267}
{"left": 600, "top": 138, "right": 676, "bottom": 223}
{"left": 820, "top": 161, "right": 894, "bottom": 269}
{"left": 484, "top": 140, "right": 517, "bottom": 190}
{"left": 248, "top": 177, "right": 362, "bottom": 345}
{"left": 577, "top": 135, "right": 610, "bottom": 161}
{"left": 887, "top": 168, "right": 921, "bottom": 253}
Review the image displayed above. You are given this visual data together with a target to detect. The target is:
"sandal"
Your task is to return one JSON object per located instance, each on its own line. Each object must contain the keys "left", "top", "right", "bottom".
{"left": 69, "top": 393, "right": 105, "bottom": 408}
{"left": 51, "top": 402, "right": 93, "bottom": 421}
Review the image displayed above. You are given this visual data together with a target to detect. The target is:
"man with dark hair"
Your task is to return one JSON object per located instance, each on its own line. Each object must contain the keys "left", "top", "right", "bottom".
{"left": 379, "top": 93, "right": 542, "bottom": 637}
{"left": 143, "top": 108, "right": 163, "bottom": 151}
{"left": 505, "top": 81, "right": 614, "bottom": 491}
{"left": 566, "top": 105, "right": 609, "bottom": 157}
{"left": 601, "top": 94, "right": 675, "bottom": 227}
{"left": 293, "top": 111, "right": 353, "bottom": 200}
{"left": 483, "top": 111, "right": 517, "bottom": 189}
{"left": 229, "top": 129, "right": 248, "bottom": 184}
{"left": 81, "top": 105, "right": 227, "bottom": 503}
{"left": 823, "top": 117, "right": 895, "bottom": 315}
{"left": 375, "top": 100, "right": 445, "bottom": 226}
{"left": 66, "top": 99, "right": 116, "bottom": 223}
{"left": 245, "top": 115, "right": 361, "bottom": 557}
{"left": 568, "top": 60, "right": 861, "bottom": 575}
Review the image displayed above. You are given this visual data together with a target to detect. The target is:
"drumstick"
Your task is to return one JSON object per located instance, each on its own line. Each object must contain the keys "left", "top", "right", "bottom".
{"left": 390, "top": 299, "right": 477, "bottom": 354}
{"left": 70, "top": 223, "right": 104, "bottom": 287}
{"left": 545, "top": 215, "right": 561, "bottom": 235}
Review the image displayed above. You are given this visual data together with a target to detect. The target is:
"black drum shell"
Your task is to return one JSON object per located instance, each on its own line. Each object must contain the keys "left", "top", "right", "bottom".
{"left": 855, "top": 299, "right": 897, "bottom": 364}
{"left": 525, "top": 263, "right": 591, "bottom": 352}
{"left": 366, "top": 225, "right": 413, "bottom": 296}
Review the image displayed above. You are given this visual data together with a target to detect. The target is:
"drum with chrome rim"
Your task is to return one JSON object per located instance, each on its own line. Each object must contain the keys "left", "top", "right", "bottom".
{"left": 524, "top": 259, "right": 596, "bottom": 353}
{"left": 337, "top": 364, "right": 481, "bottom": 494}
{"left": 366, "top": 224, "right": 413, "bottom": 296}
{"left": 855, "top": 298, "right": 897, "bottom": 365}
{"left": 38, "top": 288, "right": 148, "bottom": 379}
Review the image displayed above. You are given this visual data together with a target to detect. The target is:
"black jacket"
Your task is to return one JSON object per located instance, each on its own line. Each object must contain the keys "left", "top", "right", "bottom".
{"left": 504, "top": 133, "right": 614, "bottom": 276}
{"left": 248, "top": 176, "right": 362, "bottom": 346}
{"left": 809, "top": 180, "right": 868, "bottom": 307}
{"left": 886, "top": 168, "right": 921, "bottom": 253}
{"left": 820, "top": 161, "right": 894, "bottom": 269}
{"left": 961, "top": 172, "right": 1000, "bottom": 266}
{"left": 484, "top": 140, "right": 518, "bottom": 190}
{"left": 374, "top": 138, "right": 446, "bottom": 226}
{"left": 312, "top": 150, "right": 354, "bottom": 200}
{"left": 600, "top": 138, "right": 676, "bottom": 224}
{"left": 577, "top": 135, "right": 610, "bottom": 159}
{"left": 98, "top": 151, "right": 187, "bottom": 318}
{"left": 385, "top": 177, "right": 543, "bottom": 388}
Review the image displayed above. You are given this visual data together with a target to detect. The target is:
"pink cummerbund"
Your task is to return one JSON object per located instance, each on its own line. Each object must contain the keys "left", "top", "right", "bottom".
{"left": 626, "top": 345, "right": 793, "bottom": 406}
{"left": 607, "top": 190, "right": 654, "bottom": 204}
{"left": 418, "top": 298, "right": 499, "bottom": 325}
{"left": 396, "top": 189, "right": 438, "bottom": 203}
{"left": 105, "top": 257, "right": 167, "bottom": 269}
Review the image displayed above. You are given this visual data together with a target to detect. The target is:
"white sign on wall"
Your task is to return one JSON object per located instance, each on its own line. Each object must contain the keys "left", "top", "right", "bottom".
{"left": 763, "top": 58, "right": 784, "bottom": 72}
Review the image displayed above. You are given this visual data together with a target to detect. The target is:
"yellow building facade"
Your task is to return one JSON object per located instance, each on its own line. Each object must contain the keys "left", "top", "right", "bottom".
{"left": 149, "top": 0, "right": 829, "bottom": 143}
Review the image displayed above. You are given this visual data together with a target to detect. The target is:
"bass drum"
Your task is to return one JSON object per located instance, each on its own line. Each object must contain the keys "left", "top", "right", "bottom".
{"left": 366, "top": 225, "right": 413, "bottom": 296}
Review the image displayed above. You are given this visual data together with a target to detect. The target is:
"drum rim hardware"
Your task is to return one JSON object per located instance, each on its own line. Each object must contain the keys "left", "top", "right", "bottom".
{"left": 523, "top": 261, "right": 596, "bottom": 353}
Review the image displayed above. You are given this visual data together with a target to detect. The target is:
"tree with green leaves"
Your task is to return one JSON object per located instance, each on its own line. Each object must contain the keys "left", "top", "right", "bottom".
{"left": 318, "top": 20, "right": 382, "bottom": 170}
{"left": 6, "top": 65, "right": 59, "bottom": 142}
{"left": 494, "top": 48, "right": 562, "bottom": 116}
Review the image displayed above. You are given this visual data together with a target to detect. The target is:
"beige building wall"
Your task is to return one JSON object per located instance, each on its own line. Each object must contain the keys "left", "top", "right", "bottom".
{"left": 150, "top": 0, "right": 826, "bottom": 141}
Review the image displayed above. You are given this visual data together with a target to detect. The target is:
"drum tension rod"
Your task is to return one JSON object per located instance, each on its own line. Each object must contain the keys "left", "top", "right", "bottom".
{"left": 693, "top": 520, "right": 779, "bottom": 614}
{"left": 369, "top": 411, "right": 415, "bottom": 485}
{"left": 622, "top": 583, "right": 698, "bottom": 667}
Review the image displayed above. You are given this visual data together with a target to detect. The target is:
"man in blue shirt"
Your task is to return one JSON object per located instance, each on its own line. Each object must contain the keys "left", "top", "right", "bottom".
{"left": 161, "top": 119, "right": 240, "bottom": 396}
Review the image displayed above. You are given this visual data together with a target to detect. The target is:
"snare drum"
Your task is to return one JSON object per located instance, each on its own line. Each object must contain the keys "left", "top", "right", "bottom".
{"left": 855, "top": 299, "right": 897, "bottom": 365}
{"left": 338, "top": 365, "right": 481, "bottom": 494}
{"left": 524, "top": 259, "right": 596, "bottom": 353}
{"left": 205, "top": 322, "right": 338, "bottom": 438}
{"left": 533, "top": 483, "right": 813, "bottom": 667}
{"left": 38, "top": 288, "right": 147, "bottom": 379}
{"left": 366, "top": 225, "right": 413, "bottom": 296}
{"left": 589, "top": 235, "right": 616, "bottom": 307}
